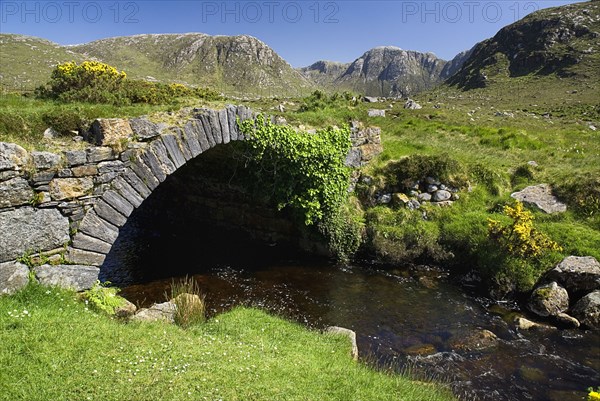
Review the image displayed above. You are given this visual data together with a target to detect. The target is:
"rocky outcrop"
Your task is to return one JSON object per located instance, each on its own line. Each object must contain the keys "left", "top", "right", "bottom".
{"left": 544, "top": 256, "right": 600, "bottom": 295}
{"left": 510, "top": 184, "right": 567, "bottom": 214}
{"left": 571, "top": 290, "right": 600, "bottom": 330}
{"left": 528, "top": 256, "right": 600, "bottom": 330}
{"left": 528, "top": 281, "right": 569, "bottom": 317}
{"left": 130, "top": 300, "right": 176, "bottom": 323}
{"left": 325, "top": 326, "right": 359, "bottom": 361}
{"left": 448, "top": 1, "right": 600, "bottom": 89}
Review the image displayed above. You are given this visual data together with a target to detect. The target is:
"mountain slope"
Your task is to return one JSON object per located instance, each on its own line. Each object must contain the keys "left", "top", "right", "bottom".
{"left": 0, "top": 33, "right": 315, "bottom": 97}
{"left": 447, "top": 0, "right": 600, "bottom": 90}
{"left": 0, "top": 34, "right": 86, "bottom": 91}
{"left": 70, "top": 33, "right": 315, "bottom": 97}
{"left": 299, "top": 46, "right": 465, "bottom": 97}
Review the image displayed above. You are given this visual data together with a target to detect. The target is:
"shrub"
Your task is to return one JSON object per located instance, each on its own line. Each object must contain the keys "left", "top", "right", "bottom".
{"left": 488, "top": 200, "right": 563, "bottom": 259}
{"left": 38, "top": 61, "right": 128, "bottom": 105}
{"left": 478, "top": 200, "right": 564, "bottom": 295}
{"left": 554, "top": 176, "right": 600, "bottom": 221}
{"left": 41, "top": 108, "right": 88, "bottom": 135}
{"left": 299, "top": 90, "right": 359, "bottom": 112}
{"left": 168, "top": 275, "right": 206, "bottom": 328}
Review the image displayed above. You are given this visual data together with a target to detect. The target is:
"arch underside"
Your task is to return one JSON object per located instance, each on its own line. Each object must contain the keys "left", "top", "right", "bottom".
{"left": 69, "top": 105, "right": 257, "bottom": 267}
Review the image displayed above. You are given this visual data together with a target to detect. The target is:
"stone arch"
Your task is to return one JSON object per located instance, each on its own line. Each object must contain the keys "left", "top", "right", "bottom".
{"left": 68, "top": 105, "right": 256, "bottom": 267}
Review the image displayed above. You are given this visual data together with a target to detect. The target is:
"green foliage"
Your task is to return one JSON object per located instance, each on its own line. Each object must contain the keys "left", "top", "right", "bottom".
{"left": 299, "top": 90, "right": 360, "bottom": 112}
{"left": 239, "top": 114, "right": 359, "bottom": 260}
{"left": 0, "top": 285, "right": 457, "bottom": 401}
{"left": 469, "top": 163, "right": 508, "bottom": 196}
{"left": 36, "top": 61, "right": 222, "bottom": 106}
{"left": 318, "top": 197, "right": 366, "bottom": 262}
{"left": 81, "top": 280, "right": 126, "bottom": 315}
{"left": 366, "top": 207, "right": 452, "bottom": 265}
{"left": 554, "top": 176, "right": 600, "bottom": 222}
{"left": 239, "top": 114, "right": 352, "bottom": 225}
{"left": 379, "top": 154, "right": 469, "bottom": 191}
{"left": 488, "top": 200, "right": 563, "bottom": 259}
{"left": 168, "top": 275, "right": 206, "bottom": 328}
{"left": 41, "top": 107, "right": 88, "bottom": 135}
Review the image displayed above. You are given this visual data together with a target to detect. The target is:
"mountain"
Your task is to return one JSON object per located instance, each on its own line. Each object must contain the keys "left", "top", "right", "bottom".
{"left": 447, "top": 0, "right": 600, "bottom": 90}
{"left": 0, "top": 33, "right": 315, "bottom": 97}
{"left": 299, "top": 46, "right": 469, "bottom": 98}
{"left": 0, "top": 34, "right": 86, "bottom": 91}
{"left": 70, "top": 33, "right": 315, "bottom": 97}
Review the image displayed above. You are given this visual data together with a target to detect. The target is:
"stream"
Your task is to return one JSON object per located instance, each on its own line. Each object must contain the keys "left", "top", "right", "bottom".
{"left": 104, "top": 248, "right": 599, "bottom": 401}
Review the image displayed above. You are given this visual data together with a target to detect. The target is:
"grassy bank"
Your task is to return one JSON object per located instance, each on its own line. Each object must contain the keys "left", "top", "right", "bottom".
{"left": 0, "top": 284, "right": 457, "bottom": 401}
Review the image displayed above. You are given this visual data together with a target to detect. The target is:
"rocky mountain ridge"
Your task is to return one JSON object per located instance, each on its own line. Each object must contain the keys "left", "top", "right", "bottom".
{"left": 298, "top": 46, "right": 471, "bottom": 97}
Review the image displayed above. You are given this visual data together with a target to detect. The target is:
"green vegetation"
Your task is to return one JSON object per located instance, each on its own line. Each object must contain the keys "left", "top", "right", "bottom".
{"left": 80, "top": 280, "right": 127, "bottom": 315}
{"left": 36, "top": 61, "right": 222, "bottom": 106}
{"left": 168, "top": 276, "right": 207, "bottom": 329}
{"left": 0, "top": 283, "right": 457, "bottom": 401}
{"left": 239, "top": 114, "right": 363, "bottom": 260}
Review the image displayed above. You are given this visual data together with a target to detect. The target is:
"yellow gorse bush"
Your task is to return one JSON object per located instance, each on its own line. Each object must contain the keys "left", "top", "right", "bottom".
{"left": 488, "top": 200, "right": 562, "bottom": 258}
{"left": 54, "top": 61, "right": 126, "bottom": 80}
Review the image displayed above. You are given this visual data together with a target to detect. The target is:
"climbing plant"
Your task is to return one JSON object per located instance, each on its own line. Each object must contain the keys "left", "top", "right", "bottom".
{"left": 239, "top": 114, "right": 362, "bottom": 260}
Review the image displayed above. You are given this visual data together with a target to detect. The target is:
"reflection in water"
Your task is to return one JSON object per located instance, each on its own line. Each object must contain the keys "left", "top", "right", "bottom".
{"left": 116, "top": 261, "right": 600, "bottom": 401}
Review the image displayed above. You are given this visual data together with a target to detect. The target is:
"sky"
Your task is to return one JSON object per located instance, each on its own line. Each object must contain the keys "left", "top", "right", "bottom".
{"left": 0, "top": 0, "right": 586, "bottom": 67}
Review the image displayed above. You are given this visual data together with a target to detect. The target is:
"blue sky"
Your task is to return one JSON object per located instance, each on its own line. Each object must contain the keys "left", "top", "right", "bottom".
{"left": 0, "top": 0, "right": 586, "bottom": 67}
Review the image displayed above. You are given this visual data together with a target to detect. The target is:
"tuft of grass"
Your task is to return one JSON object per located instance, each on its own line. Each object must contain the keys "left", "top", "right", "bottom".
{"left": 167, "top": 275, "right": 206, "bottom": 329}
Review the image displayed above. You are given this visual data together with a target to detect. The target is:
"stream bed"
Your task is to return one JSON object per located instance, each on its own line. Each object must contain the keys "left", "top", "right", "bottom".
{"left": 113, "top": 258, "right": 600, "bottom": 401}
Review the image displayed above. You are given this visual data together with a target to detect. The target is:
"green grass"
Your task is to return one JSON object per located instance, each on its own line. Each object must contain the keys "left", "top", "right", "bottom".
{"left": 0, "top": 284, "right": 457, "bottom": 401}
{"left": 0, "top": 93, "right": 228, "bottom": 151}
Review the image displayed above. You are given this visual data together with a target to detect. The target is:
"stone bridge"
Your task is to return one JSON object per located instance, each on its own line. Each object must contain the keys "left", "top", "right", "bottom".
{"left": 0, "top": 105, "right": 382, "bottom": 294}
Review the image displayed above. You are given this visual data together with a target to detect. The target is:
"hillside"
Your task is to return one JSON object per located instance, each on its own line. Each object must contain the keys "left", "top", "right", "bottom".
{"left": 0, "top": 34, "right": 86, "bottom": 91}
{"left": 298, "top": 46, "right": 469, "bottom": 97}
{"left": 70, "top": 33, "right": 315, "bottom": 97}
{"left": 0, "top": 33, "right": 315, "bottom": 97}
{"left": 445, "top": 0, "right": 600, "bottom": 110}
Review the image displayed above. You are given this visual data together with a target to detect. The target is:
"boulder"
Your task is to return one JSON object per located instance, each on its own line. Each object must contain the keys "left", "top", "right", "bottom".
{"left": 404, "top": 99, "right": 422, "bottom": 110}
{"left": 544, "top": 256, "right": 600, "bottom": 295}
{"left": 571, "top": 290, "right": 600, "bottom": 330}
{"left": 90, "top": 118, "right": 134, "bottom": 147}
{"left": 0, "top": 261, "right": 29, "bottom": 295}
{"left": 448, "top": 329, "right": 499, "bottom": 352}
{"left": 114, "top": 299, "right": 137, "bottom": 318}
{"left": 367, "top": 109, "right": 386, "bottom": 117}
{"left": 432, "top": 190, "right": 452, "bottom": 202}
{"left": 325, "top": 326, "right": 359, "bottom": 360}
{"left": 34, "top": 264, "right": 99, "bottom": 291}
{"left": 131, "top": 301, "right": 176, "bottom": 323}
{"left": 528, "top": 282, "right": 569, "bottom": 317}
{"left": 510, "top": 184, "right": 567, "bottom": 214}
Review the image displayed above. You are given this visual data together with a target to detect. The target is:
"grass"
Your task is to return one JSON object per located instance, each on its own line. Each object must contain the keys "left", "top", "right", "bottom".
{"left": 0, "top": 283, "right": 458, "bottom": 401}
{"left": 0, "top": 93, "right": 228, "bottom": 151}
